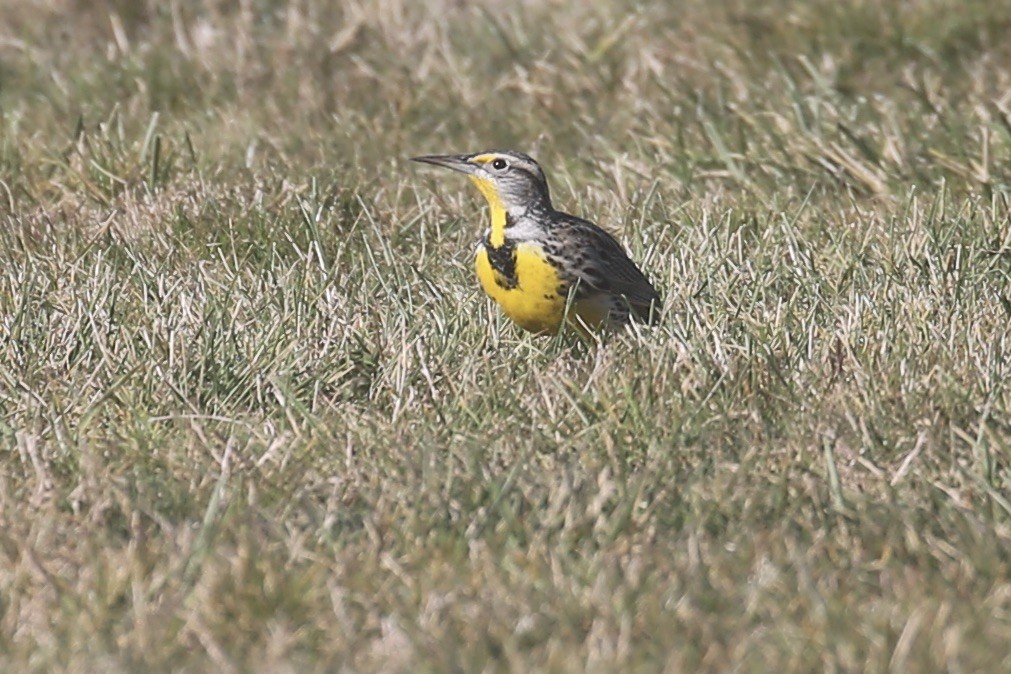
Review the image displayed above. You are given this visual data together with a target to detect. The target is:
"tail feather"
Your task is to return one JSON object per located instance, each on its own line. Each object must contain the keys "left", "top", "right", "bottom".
{"left": 630, "top": 296, "right": 662, "bottom": 325}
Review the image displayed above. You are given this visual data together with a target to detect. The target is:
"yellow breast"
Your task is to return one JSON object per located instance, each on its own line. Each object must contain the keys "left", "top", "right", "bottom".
{"left": 475, "top": 242, "right": 567, "bottom": 334}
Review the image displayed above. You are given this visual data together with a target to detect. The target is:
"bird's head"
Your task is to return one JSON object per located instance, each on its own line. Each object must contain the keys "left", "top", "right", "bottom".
{"left": 411, "top": 150, "right": 552, "bottom": 216}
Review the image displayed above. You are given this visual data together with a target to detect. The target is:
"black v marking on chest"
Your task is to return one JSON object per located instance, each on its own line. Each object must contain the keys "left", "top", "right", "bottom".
{"left": 483, "top": 234, "right": 518, "bottom": 289}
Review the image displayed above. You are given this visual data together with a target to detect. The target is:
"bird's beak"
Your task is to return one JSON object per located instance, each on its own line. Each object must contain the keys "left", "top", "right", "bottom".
{"left": 410, "top": 154, "right": 478, "bottom": 175}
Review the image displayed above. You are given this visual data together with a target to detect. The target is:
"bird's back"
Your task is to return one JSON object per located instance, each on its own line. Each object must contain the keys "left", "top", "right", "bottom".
{"left": 539, "top": 210, "right": 661, "bottom": 327}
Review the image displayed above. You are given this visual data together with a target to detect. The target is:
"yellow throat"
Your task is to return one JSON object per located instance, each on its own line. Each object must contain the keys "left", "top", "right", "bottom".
{"left": 468, "top": 175, "right": 508, "bottom": 247}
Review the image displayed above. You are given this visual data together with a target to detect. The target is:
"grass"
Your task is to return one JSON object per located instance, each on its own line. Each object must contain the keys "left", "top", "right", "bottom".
{"left": 1, "top": 0, "right": 1010, "bottom": 671}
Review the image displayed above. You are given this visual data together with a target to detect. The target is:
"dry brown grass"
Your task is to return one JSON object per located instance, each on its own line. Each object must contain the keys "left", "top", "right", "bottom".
{"left": 1, "top": 0, "right": 1010, "bottom": 672}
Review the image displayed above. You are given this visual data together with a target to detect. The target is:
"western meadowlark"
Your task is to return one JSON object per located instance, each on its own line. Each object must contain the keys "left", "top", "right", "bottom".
{"left": 412, "top": 149, "right": 661, "bottom": 335}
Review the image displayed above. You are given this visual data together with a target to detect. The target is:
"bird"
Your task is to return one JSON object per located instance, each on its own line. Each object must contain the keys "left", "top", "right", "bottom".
{"left": 411, "top": 149, "right": 661, "bottom": 336}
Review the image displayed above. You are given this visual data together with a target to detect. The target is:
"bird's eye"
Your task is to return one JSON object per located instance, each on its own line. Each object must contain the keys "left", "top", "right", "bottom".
{"left": 492, "top": 158, "right": 508, "bottom": 170}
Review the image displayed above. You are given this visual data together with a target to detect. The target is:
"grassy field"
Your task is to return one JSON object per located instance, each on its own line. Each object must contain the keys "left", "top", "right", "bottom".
{"left": 2, "top": 0, "right": 1011, "bottom": 671}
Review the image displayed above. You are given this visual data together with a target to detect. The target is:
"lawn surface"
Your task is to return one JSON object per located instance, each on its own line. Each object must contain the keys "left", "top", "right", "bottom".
{"left": 2, "top": 0, "right": 1010, "bottom": 671}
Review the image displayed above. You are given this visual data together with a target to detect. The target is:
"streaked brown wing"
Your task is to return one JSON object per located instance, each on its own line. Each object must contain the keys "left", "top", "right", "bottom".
{"left": 552, "top": 214, "right": 661, "bottom": 321}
